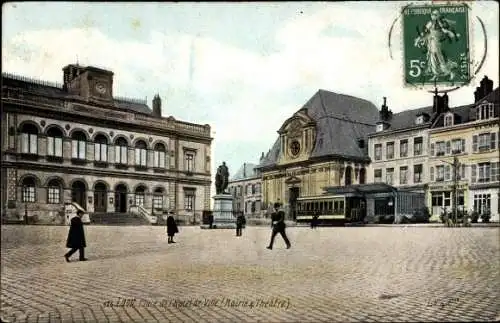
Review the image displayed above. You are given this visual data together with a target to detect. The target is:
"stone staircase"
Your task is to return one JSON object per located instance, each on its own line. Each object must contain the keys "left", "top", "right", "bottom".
{"left": 89, "top": 212, "right": 151, "bottom": 225}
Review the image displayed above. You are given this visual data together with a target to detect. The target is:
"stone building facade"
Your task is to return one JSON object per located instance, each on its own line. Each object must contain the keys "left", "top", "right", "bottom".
{"left": 1, "top": 64, "right": 212, "bottom": 224}
{"left": 228, "top": 163, "right": 263, "bottom": 217}
{"left": 255, "top": 90, "right": 379, "bottom": 219}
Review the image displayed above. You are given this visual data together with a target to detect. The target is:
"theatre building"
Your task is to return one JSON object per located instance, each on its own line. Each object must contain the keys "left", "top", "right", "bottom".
{"left": 256, "top": 90, "right": 379, "bottom": 219}
{"left": 1, "top": 64, "right": 212, "bottom": 224}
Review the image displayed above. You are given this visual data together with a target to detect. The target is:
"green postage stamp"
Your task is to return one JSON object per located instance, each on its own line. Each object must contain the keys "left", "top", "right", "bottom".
{"left": 402, "top": 4, "right": 471, "bottom": 88}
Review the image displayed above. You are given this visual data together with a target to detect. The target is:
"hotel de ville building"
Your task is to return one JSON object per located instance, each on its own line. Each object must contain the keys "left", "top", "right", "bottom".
{"left": 1, "top": 64, "right": 212, "bottom": 224}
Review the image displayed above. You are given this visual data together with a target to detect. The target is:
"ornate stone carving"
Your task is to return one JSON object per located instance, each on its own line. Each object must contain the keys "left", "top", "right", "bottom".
{"left": 65, "top": 124, "right": 70, "bottom": 130}
{"left": 288, "top": 120, "right": 302, "bottom": 138}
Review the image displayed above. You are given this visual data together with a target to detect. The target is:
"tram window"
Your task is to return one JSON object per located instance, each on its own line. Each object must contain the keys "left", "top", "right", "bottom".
{"left": 339, "top": 201, "right": 344, "bottom": 213}
{"left": 328, "top": 202, "right": 333, "bottom": 212}
{"left": 306, "top": 202, "right": 310, "bottom": 211}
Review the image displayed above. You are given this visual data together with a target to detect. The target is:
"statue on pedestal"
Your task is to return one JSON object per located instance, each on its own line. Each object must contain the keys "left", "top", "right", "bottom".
{"left": 215, "top": 162, "right": 229, "bottom": 195}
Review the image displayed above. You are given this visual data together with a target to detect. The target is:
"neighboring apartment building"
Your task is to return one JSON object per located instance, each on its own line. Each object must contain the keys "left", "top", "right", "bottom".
{"left": 367, "top": 97, "right": 433, "bottom": 194}
{"left": 428, "top": 78, "right": 499, "bottom": 221}
{"left": 228, "top": 163, "right": 263, "bottom": 217}
{"left": 255, "top": 90, "right": 377, "bottom": 219}
{"left": 1, "top": 64, "right": 212, "bottom": 224}
{"left": 367, "top": 76, "right": 499, "bottom": 222}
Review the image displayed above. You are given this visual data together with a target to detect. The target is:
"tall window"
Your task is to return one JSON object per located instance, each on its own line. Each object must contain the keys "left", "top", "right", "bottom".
{"left": 46, "top": 127, "right": 63, "bottom": 158}
{"left": 386, "top": 142, "right": 394, "bottom": 159}
{"left": 71, "top": 131, "right": 87, "bottom": 160}
{"left": 491, "top": 162, "right": 499, "bottom": 182}
{"left": 185, "top": 153, "right": 194, "bottom": 172}
{"left": 451, "top": 138, "right": 465, "bottom": 154}
{"left": 47, "top": 179, "right": 62, "bottom": 204}
{"left": 21, "top": 177, "right": 36, "bottom": 202}
{"left": 114, "top": 137, "right": 128, "bottom": 165}
{"left": 430, "top": 166, "right": 434, "bottom": 181}
{"left": 153, "top": 188, "right": 164, "bottom": 210}
{"left": 386, "top": 168, "right": 394, "bottom": 185}
{"left": 478, "top": 163, "right": 491, "bottom": 182}
{"left": 184, "top": 191, "right": 195, "bottom": 210}
{"left": 135, "top": 186, "right": 145, "bottom": 206}
{"left": 476, "top": 103, "right": 494, "bottom": 120}
{"left": 94, "top": 134, "right": 108, "bottom": 162}
{"left": 474, "top": 132, "right": 497, "bottom": 152}
{"left": 413, "top": 164, "right": 423, "bottom": 183}
{"left": 374, "top": 169, "right": 382, "bottom": 182}
{"left": 399, "top": 166, "right": 408, "bottom": 184}
{"left": 436, "top": 165, "right": 445, "bottom": 181}
{"left": 474, "top": 194, "right": 491, "bottom": 214}
{"left": 252, "top": 184, "right": 256, "bottom": 195}
{"left": 153, "top": 143, "right": 167, "bottom": 168}
{"left": 445, "top": 165, "right": 451, "bottom": 181}
{"left": 400, "top": 139, "right": 408, "bottom": 158}
{"left": 413, "top": 137, "right": 423, "bottom": 156}
{"left": 20, "top": 123, "right": 38, "bottom": 154}
{"left": 436, "top": 141, "right": 446, "bottom": 156}
{"left": 374, "top": 144, "right": 382, "bottom": 161}
{"left": 135, "top": 140, "right": 147, "bottom": 167}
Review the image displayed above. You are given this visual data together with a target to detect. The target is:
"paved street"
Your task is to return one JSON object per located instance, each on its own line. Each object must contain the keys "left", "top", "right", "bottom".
{"left": 1, "top": 225, "right": 499, "bottom": 323}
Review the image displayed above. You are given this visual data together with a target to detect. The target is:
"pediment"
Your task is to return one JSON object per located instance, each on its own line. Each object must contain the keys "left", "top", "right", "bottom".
{"left": 285, "top": 176, "right": 301, "bottom": 184}
{"left": 277, "top": 113, "right": 315, "bottom": 135}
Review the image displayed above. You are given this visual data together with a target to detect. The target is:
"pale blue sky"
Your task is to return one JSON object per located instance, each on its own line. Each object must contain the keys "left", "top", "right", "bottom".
{"left": 2, "top": 1, "right": 499, "bottom": 177}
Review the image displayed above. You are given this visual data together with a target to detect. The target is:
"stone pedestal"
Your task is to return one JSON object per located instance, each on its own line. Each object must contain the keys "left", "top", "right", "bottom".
{"left": 211, "top": 194, "right": 235, "bottom": 229}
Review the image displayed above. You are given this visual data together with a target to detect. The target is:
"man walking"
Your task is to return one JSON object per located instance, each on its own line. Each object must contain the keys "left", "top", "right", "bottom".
{"left": 64, "top": 210, "right": 88, "bottom": 262}
{"left": 236, "top": 213, "right": 246, "bottom": 236}
{"left": 267, "top": 203, "right": 291, "bottom": 250}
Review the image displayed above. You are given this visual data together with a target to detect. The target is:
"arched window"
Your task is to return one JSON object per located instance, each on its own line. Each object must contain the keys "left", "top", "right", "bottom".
{"left": 20, "top": 123, "right": 38, "bottom": 154}
{"left": 135, "top": 186, "right": 146, "bottom": 207}
{"left": 46, "top": 127, "right": 63, "bottom": 158}
{"left": 444, "top": 114, "right": 454, "bottom": 127}
{"left": 71, "top": 131, "right": 87, "bottom": 160}
{"left": 47, "top": 179, "right": 62, "bottom": 204}
{"left": 94, "top": 134, "right": 108, "bottom": 162}
{"left": 153, "top": 187, "right": 164, "bottom": 210}
{"left": 154, "top": 143, "right": 167, "bottom": 168}
{"left": 135, "top": 140, "right": 147, "bottom": 167}
{"left": 22, "top": 177, "right": 36, "bottom": 202}
{"left": 359, "top": 168, "right": 366, "bottom": 184}
{"left": 114, "top": 137, "right": 128, "bottom": 164}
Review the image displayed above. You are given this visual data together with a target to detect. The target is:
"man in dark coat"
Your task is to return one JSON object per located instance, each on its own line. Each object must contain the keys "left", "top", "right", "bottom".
{"left": 166, "top": 215, "right": 179, "bottom": 243}
{"left": 236, "top": 213, "right": 246, "bottom": 236}
{"left": 267, "top": 203, "right": 291, "bottom": 250}
{"left": 64, "top": 210, "right": 87, "bottom": 262}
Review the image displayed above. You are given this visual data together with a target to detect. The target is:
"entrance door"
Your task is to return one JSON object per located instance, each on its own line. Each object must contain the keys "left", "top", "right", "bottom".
{"left": 115, "top": 184, "right": 128, "bottom": 213}
{"left": 71, "top": 181, "right": 86, "bottom": 209}
{"left": 94, "top": 182, "right": 107, "bottom": 212}
{"left": 289, "top": 187, "right": 300, "bottom": 220}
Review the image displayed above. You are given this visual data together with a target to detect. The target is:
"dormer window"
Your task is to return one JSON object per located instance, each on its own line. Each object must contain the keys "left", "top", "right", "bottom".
{"left": 376, "top": 124, "right": 384, "bottom": 132}
{"left": 476, "top": 103, "right": 495, "bottom": 120}
{"left": 415, "top": 116, "right": 424, "bottom": 124}
{"left": 444, "top": 113, "right": 454, "bottom": 127}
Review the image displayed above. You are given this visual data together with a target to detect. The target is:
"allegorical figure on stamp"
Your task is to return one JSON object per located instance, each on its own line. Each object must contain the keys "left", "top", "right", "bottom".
{"left": 414, "top": 9, "right": 461, "bottom": 81}
{"left": 215, "top": 162, "right": 229, "bottom": 194}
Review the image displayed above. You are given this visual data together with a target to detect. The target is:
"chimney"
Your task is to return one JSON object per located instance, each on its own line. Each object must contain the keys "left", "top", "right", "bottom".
{"left": 152, "top": 94, "right": 162, "bottom": 117}
{"left": 243, "top": 163, "right": 246, "bottom": 177}
{"left": 379, "top": 97, "right": 392, "bottom": 121}
{"left": 443, "top": 93, "right": 449, "bottom": 111}
{"left": 474, "top": 87, "right": 481, "bottom": 103}
{"left": 260, "top": 152, "right": 265, "bottom": 161}
{"left": 432, "top": 88, "right": 440, "bottom": 113}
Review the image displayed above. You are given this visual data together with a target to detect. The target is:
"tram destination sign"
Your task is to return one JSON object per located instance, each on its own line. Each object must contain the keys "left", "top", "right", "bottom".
{"left": 402, "top": 4, "right": 471, "bottom": 88}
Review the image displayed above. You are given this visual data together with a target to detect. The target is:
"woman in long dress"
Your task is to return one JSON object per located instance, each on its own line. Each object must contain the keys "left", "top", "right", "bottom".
{"left": 166, "top": 215, "right": 179, "bottom": 244}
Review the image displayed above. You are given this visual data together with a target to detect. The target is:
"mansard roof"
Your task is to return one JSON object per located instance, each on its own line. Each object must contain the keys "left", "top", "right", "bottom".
{"left": 230, "top": 163, "right": 258, "bottom": 181}
{"left": 2, "top": 72, "right": 152, "bottom": 115}
{"left": 258, "top": 89, "right": 379, "bottom": 169}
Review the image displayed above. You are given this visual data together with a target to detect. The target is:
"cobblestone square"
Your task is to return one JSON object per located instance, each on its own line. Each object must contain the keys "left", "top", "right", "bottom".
{"left": 1, "top": 225, "right": 499, "bottom": 322}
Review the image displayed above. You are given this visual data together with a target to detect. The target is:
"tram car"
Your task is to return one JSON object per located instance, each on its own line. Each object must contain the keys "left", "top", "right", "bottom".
{"left": 295, "top": 194, "right": 365, "bottom": 225}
